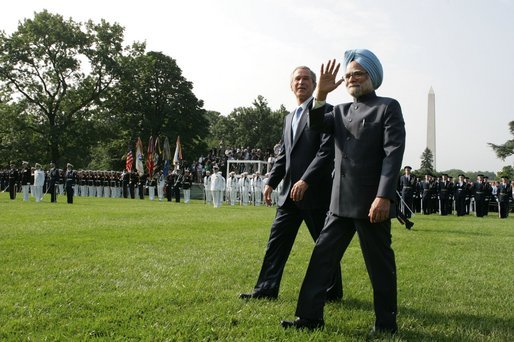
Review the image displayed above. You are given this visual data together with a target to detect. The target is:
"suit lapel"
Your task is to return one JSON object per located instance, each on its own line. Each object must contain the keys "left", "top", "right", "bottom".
{"left": 291, "top": 99, "right": 313, "bottom": 148}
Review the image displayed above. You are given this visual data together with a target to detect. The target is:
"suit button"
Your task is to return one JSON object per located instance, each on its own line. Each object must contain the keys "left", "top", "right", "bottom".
{"left": 348, "top": 118, "right": 352, "bottom": 122}
{"left": 346, "top": 137, "right": 350, "bottom": 141}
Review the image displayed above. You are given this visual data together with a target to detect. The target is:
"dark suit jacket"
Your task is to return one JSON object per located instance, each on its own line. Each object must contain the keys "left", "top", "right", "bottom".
{"left": 267, "top": 98, "right": 334, "bottom": 210}
{"left": 309, "top": 91, "right": 405, "bottom": 219}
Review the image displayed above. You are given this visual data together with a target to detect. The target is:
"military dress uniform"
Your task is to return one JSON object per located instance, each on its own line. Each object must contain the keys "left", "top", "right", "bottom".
{"left": 48, "top": 165, "right": 60, "bottom": 203}
{"left": 399, "top": 167, "right": 415, "bottom": 218}
{"left": 498, "top": 177, "right": 511, "bottom": 219}
{"left": 437, "top": 176, "right": 453, "bottom": 216}
{"left": 454, "top": 176, "right": 467, "bottom": 216}
{"left": 64, "top": 165, "right": 78, "bottom": 204}
{"left": 8, "top": 165, "right": 19, "bottom": 200}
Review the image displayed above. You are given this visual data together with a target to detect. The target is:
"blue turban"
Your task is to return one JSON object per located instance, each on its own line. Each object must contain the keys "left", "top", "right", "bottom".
{"left": 343, "top": 49, "right": 383, "bottom": 89}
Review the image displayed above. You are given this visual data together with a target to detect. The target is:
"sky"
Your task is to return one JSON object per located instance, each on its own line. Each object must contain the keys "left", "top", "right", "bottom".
{"left": 2, "top": 0, "right": 513, "bottom": 173}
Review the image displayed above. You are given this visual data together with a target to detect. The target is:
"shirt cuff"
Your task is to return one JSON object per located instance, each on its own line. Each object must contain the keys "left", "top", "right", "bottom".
{"left": 313, "top": 99, "right": 326, "bottom": 109}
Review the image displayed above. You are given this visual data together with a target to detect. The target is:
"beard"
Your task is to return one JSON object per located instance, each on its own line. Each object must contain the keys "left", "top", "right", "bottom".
{"left": 347, "top": 78, "right": 374, "bottom": 98}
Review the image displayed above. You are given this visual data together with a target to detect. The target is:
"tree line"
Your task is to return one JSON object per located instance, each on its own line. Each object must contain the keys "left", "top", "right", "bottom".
{"left": 1, "top": 11, "right": 512, "bottom": 176}
{"left": 0, "top": 10, "right": 285, "bottom": 171}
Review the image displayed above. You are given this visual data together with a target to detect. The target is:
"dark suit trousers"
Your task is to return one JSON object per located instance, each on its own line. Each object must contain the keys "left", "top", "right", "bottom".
{"left": 254, "top": 199, "right": 343, "bottom": 299}
{"left": 295, "top": 214, "right": 397, "bottom": 331}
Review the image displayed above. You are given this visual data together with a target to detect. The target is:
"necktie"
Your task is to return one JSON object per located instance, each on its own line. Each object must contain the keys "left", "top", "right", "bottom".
{"left": 291, "top": 106, "right": 303, "bottom": 139}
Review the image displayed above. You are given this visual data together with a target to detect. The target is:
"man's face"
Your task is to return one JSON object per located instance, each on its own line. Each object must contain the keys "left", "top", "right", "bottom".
{"left": 345, "top": 61, "right": 374, "bottom": 98}
{"left": 291, "top": 68, "right": 314, "bottom": 103}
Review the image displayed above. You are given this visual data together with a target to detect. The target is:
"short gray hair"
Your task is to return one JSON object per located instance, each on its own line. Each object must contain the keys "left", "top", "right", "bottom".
{"left": 290, "top": 66, "right": 317, "bottom": 86}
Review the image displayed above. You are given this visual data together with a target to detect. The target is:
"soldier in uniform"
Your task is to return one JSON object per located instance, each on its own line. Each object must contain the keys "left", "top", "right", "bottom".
{"left": 497, "top": 176, "right": 511, "bottom": 218}
{"left": 64, "top": 163, "right": 77, "bottom": 204}
{"left": 210, "top": 166, "right": 225, "bottom": 208}
{"left": 173, "top": 170, "right": 181, "bottom": 203}
{"left": 454, "top": 174, "right": 467, "bottom": 216}
{"left": 33, "top": 163, "right": 45, "bottom": 202}
{"left": 182, "top": 169, "right": 193, "bottom": 204}
{"left": 20, "top": 161, "right": 31, "bottom": 201}
{"left": 399, "top": 166, "right": 415, "bottom": 218}
{"left": 473, "top": 174, "right": 487, "bottom": 217}
{"left": 8, "top": 162, "right": 19, "bottom": 200}
{"left": 48, "top": 162, "right": 60, "bottom": 203}
{"left": 437, "top": 174, "right": 452, "bottom": 215}
{"left": 464, "top": 176, "right": 472, "bottom": 214}
{"left": 226, "top": 171, "right": 238, "bottom": 205}
{"left": 203, "top": 171, "right": 212, "bottom": 204}
{"left": 483, "top": 176, "right": 492, "bottom": 216}
{"left": 421, "top": 173, "right": 434, "bottom": 214}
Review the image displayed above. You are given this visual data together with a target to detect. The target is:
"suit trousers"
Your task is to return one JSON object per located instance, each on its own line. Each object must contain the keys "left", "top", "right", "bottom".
{"left": 295, "top": 213, "right": 397, "bottom": 331}
{"left": 253, "top": 199, "right": 343, "bottom": 299}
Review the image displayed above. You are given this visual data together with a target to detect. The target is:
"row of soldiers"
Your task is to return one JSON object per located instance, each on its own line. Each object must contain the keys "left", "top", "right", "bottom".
{"left": 203, "top": 168, "right": 281, "bottom": 208}
{"left": 399, "top": 166, "right": 513, "bottom": 219}
{"left": 1, "top": 161, "right": 194, "bottom": 204}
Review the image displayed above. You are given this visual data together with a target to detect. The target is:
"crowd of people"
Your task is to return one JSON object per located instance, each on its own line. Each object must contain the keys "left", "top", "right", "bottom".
{"left": 399, "top": 166, "right": 514, "bottom": 219}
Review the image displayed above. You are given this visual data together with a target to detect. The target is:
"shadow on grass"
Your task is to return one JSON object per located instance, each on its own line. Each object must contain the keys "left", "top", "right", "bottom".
{"left": 408, "top": 227, "right": 493, "bottom": 237}
{"left": 327, "top": 297, "right": 512, "bottom": 340}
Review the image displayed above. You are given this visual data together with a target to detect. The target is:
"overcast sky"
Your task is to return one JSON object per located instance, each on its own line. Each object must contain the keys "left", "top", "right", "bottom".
{"left": 2, "top": 0, "right": 513, "bottom": 172}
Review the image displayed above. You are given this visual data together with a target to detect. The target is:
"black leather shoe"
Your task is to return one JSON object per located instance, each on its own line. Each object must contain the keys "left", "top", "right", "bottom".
{"left": 239, "top": 292, "right": 277, "bottom": 300}
{"left": 405, "top": 220, "right": 414, "bottom": 230}
{"left": 280, "top": 318, "right": 324, "bottom": 330}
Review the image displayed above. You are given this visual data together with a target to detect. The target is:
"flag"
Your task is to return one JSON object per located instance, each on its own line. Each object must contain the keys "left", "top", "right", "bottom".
{"left": 146, "top": 136, "right": 155, "bottom": 178}
{"left": 153, "top": 137, "right": 161, "bottom": 174}
{"left": 125, "top": 147, "right": 133, "bottom": 172}
{"left": 162, "top": 137, "right": 172, "bottom": 176}
{"left": 135, "top": 137, "right": 144, "bottom": 176}
{"left": 173, "top": 136, "right": 183, "bottom": 169}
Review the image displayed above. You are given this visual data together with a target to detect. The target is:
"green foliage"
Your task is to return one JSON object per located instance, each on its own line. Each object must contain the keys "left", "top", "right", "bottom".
{"left": 0, "top": 193, "right": 513, "bottom": 340}
{"left": 0, "top": 10, "right": 132, "bottom": 166}
{"left": 209, "top": 96, "right": 286, "bottom": 150}
{"left": 497, "top": 165, "right": 514, "bottom": 180}
{"left": 419, "top": 148, "right": 434, "bottom": 173}
{"left": 488, "top": 121, "right": 514, "bottom": 161}
{"left": 105, "top": 50, "right": 209, "bottom": 164}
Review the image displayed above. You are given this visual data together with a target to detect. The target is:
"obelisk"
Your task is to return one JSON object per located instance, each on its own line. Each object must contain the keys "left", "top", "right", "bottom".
{"left": 427, "top": 87, "right": 436, "bottom": 169}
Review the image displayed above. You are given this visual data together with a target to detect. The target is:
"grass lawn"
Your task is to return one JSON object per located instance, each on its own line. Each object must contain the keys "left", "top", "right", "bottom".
{"left": 0, "top": 193, "right": 513, "bottom": 341}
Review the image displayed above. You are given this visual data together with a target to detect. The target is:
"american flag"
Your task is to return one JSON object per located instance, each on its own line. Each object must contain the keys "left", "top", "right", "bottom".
{"left": 126, "top": 149, "right": 133, "bottom": 172}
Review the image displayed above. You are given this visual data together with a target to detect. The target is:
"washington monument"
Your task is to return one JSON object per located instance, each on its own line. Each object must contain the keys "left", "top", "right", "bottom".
{"left": 427, "top": 87, "right": 436, "bottom": 169}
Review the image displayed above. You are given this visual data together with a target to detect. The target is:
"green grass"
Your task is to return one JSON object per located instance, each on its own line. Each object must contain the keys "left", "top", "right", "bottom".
{"left": 0, "top": 193, "right": 513, "bottom": 341}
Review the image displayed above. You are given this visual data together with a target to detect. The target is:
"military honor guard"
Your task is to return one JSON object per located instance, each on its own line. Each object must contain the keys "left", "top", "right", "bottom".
{"left": 497, "top": 176, "right": 511, "bottom": 218}
{"left": 473, "top": 174, "right": 487, "bottom": 217}
{"left": 399, "top": 166, "right": 415, "bottom": 218}
{"left": 48, "top": 162, "right": 60, "bottom": 203}
{"left": 64, "top": 163, "right": 77, "bottom": 204}
{"left": 454, "top": 174, "right": 467, "bottom": 216}
{"left": 203, "top": 171, "right": 212, "bottom": 204}
{"left": 226, "top": 171, "right": 238, "bottom": 205}
{"left": 182, "top": 170, "right": 192, "bottom": 204}
{"left": 437, "top": 174, "right": 453, "bottom": 215}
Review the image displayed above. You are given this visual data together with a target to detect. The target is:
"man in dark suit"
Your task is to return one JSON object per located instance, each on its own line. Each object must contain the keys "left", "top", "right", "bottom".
{"left": 240, "top": 66, "right": 347, "bottom": 301}
{"left": 281, "top": 50, "right": 405, "bottom": 334}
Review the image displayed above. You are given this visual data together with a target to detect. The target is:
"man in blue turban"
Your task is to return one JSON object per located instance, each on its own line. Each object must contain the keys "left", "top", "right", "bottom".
{"left": 281, "top": 49, "right": 405, "bottom": 336}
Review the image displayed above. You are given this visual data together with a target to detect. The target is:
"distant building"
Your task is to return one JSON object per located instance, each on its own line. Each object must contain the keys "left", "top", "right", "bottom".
{"left": 427, "top": 87, "right": 436, "bottom": 169}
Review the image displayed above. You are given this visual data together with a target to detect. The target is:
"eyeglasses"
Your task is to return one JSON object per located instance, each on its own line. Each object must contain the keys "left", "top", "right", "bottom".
{"left": 344, "top": 70, "right": 368, "bottom": 80}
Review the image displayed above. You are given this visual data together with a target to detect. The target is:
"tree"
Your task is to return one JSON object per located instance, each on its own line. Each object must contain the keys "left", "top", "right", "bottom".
{"left": 0, "top": 10, "right": 130, "bottom": 166}
{"left": 419, "top": 147, "right": 434, "bottom": 174}
{"left": 497, "top": 165, "right": 514, "bottom": 180}
{"left": 210, "top": 96, "right": 285, "bottom": 150}
{"left": 104, "top": 50, "right": 208, "bottom": 168}
{"left": 488, "top": 121, "right": 514, "bottom": 162}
